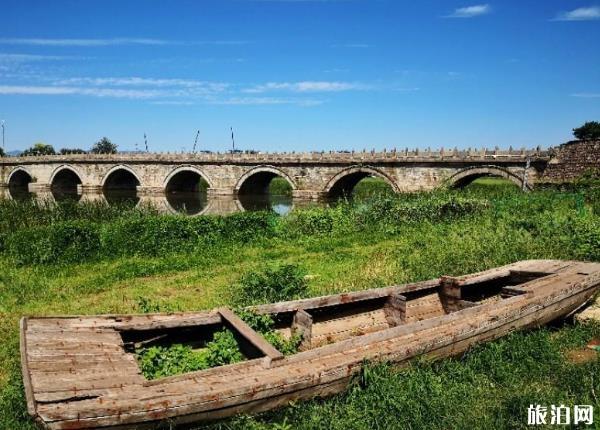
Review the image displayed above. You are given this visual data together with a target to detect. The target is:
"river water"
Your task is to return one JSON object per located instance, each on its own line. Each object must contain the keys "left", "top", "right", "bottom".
{"left": 2, "top": 187, "right": 316, "bottom": 216}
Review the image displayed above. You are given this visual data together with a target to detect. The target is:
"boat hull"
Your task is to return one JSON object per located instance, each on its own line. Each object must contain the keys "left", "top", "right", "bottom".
{"left": 20, "top": 260, "right": 600, "bottom": 429}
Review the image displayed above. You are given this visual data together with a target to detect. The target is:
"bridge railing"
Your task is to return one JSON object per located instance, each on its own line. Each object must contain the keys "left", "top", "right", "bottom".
{"left": 0, "top": 147, "right": 549, "bottom": 163}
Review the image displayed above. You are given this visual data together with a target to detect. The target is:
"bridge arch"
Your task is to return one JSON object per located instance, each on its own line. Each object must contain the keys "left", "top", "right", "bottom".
{"left": 7, "top": 167, "right": 34, "bottom": 197}
{"left": 324, "top": 165, "right": 399, "bottom": 198}
{"left": 163, "top": 165, "right": 214, "bottom": 191}
{"left": 163, "top": 166, "right": 212, "bottom": 215}
{"left": 101, "top": 165, "right": 142, "bottom": 190}
{"left": 234, "top": 165, "right": 297, "bottom": 195}
{"left": 446, "top": 165, "right": 531, "bottom": 190}
{"left": 49, "top": 165, "right": 83, "bottom": 199}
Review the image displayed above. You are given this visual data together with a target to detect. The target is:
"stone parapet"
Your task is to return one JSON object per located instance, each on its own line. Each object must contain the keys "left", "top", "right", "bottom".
{"left": 0, "top": 148, "right": 549, "bottom": 166}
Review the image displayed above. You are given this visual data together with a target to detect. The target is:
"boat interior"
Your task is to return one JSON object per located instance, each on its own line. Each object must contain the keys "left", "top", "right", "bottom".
{"left": 117, "top": 267, "right": 554, "bottom": 378}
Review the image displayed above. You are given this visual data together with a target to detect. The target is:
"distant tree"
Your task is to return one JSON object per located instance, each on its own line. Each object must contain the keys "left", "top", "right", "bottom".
{"left": 0, "top": 147, "right": 4, "bottom": 157}
{"left": 91, "top": 137, "right": 118, "bottom": 154}
{"left": 22, "top": 142, "right": 56, "bottom": 156}
{"left": 59, "top": 148, "right": 87, "bottom": 155}
{"left": 573, "top": 121, "right": 600, "bottom": 140}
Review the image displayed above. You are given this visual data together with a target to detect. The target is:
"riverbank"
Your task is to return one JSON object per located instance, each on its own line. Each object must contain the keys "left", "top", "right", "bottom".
{"left": 1, "top": 180, "right": 599, "bottom": 429}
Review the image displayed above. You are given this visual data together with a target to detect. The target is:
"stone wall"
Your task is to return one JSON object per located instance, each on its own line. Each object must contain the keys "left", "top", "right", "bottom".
{"left": 542, "top": 140, "right": 600, "bottom": 183}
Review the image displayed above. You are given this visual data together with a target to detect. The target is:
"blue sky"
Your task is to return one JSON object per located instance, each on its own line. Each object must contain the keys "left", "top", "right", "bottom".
{"left": 0, "top": 0, "right": 599, "bottom": 153}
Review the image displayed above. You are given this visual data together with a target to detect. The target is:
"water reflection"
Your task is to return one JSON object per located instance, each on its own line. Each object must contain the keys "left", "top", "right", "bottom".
{"left": 1, "top": 188, "right": 309, "bottom": 216}
{"left": 103, "top": 189, "right": 140, "bottom": 206}
{"left": 51, "top": 188, "right": 82, "bottom": 202}
{"left": 165, "top": 191, "right": 208, "bottom": 215}
{"left": 238, "top": 193, "right": 293, "bottom": 215}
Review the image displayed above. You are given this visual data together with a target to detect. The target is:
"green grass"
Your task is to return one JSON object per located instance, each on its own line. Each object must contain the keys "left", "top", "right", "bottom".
{"left": 1, "top": 180, "right": 600, "bottom": 429}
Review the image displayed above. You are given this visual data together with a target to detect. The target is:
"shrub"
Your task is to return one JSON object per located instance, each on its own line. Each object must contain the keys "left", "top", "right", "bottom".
{"left": 137, "top": 309, "right": 302, "bottom": 380}
{"left": 100, "top": 216, "right": 204, "bottom": 257}
{"left": 21, "top": 142, "right": 55, "bottom": 156}
{"left": 234, "top": 264, "right": 308, "bottom": 306}
{"left": 4, "top": 221, "right": 100, "bottom": 265}
{"left": 567, "top": 216, "right": 600, "bottom": 261}
{"left": 0, "top": 198, "right": 155, "bottom": 236}
{"left": 268, "top": 177, "right": 293, "bottom": 196}
{"left": 282, "top": 208, "right": 335, "bottom": 236}
{"left": 221, "top": 211, "right": 278, "bottom": 242}
{"left": 137, "top": 344, "right": 210, "bottom": 379}
{"left": 573, "top": 121, "right": 600, "bottom": 140}
{"left": 59, "top": 148, "right": 87, "bottom": 154}
{"left": 137, "top": 329, "right": 245, "bottom": 379}
{"left": 91, "top": 137, "right": 117, "bottom": 154}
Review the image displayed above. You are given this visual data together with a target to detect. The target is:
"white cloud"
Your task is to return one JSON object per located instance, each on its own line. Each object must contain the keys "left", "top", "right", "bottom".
{"left": 0, "top": 38, "right": 169, "bottom": 46}
{"left": 209, "top": 97, "right": 324, "bottom": 106}
{"left": 54, "top": 77, "right": 229, "bottom": 93}
{"left": 444, "top": 4, "right": 491, "bottom": 18}
{"left": 0, "top": 85, "right": 167, "bottom": 98}
{"left": 243, "top": 81, "right": 369, "bottom": 93}
{"left": 0, "top": 53, "right": 78, "bottom": 62}
{"left": 0, "top": 74, "right": 361, "bottom": 106}
{"left": 0, "top": 38, "right": 250, "bottom": 47}
{"left": 571, "top": 93, "right": 600, "bottom": 98}
{"left": 553, "top": 6, "right": 600, "bottom": 21}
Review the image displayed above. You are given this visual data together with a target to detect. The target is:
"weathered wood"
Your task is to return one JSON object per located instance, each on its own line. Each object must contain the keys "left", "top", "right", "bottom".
{"left": 291, "top": 309, "right": 313, "bottom": 351}
{"left": 20, "top": 260, "right": 600, "bottom": 430}
{"left": 440, "top": 277, "right": 461, "bottom": 299}
{"left": 253, "top": 279, "right": 439, "bottom": 315}
{"left": 218, "top": 308, "right": 284, "bottom": 363}
{"left": 383, "top": 294, "right": 406, "bottom": 327}
{"left": 501, "top": 286, "right": 528, "bottom": 297}
{"left": 20, "top": 317, "right": 36, "bottom": 416}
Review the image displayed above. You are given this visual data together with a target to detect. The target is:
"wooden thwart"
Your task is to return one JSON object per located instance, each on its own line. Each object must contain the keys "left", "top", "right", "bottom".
{"left": 218, "top": 308, "right": 284, "bottom": 365}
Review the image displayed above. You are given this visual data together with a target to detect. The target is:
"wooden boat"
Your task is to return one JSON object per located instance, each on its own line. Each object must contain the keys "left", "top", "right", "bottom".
{"left": 21, "top": 259, "right": 600, "bottom": 429}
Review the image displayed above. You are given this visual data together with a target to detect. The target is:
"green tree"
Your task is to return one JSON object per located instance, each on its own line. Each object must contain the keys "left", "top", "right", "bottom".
{"left": 22, "top": 142, "right": 56, "bottom": 156}
{"left": 91, "top": 137, "right": 117, "bottom": 154}
{"left": 573, "top": 121, "right": 600, "bottom": 140}
{"left": 0, "top": 147, "right": 5, "bottom": 157}
{"left": 59, "top": 148, "right": 87, "bottom": 155}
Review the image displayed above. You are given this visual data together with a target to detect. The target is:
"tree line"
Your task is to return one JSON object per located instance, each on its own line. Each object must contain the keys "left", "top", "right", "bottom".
{"left": 0, "top": 137, "right": 117, "bottom": 157}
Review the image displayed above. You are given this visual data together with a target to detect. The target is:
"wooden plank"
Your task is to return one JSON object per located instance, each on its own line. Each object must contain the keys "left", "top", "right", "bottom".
{"left": 20, "top": 317, "right": 36, "bottom": 417}
{"left": 383, "top": 294, "right": 406, "bottom": 327}
{"left": 143, "top": 358, "right": 264, "bottom": 387}
{"left": 253, "top": 279, "right": 439, "bottom": 315}
{"left": 116, "top": 314, "right": 221, "bottom": 331}
{"left": 291, "top": 309, "right": 312, "bottom": 351}
{"left": 501, "top": 286, "right": 528, "bottom": 297}
{"left": 218, "top": 308, "right": 284, "bottom": 364}
{"left": 440, "top": 277, "right": 461, "bottom": 299}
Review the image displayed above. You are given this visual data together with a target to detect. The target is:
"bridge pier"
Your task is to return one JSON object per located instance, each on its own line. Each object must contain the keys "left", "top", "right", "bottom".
{"left": 207, "top": 188, "right": 237, "bottom": 197}
{"left": 28, "top": 183, "right": 50, "bottom": 193}
{"left": 292, "top": 189, "right": 324, "bottom": 200}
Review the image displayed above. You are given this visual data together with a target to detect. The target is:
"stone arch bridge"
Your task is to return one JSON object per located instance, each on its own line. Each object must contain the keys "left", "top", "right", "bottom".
{"left": 0, "top": 148, "right": 551, "bottom": 201}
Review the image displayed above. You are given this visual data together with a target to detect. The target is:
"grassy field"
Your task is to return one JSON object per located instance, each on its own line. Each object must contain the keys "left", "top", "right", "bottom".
{"left": 1, "top": 177, "right": 600, "bottom": 429}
